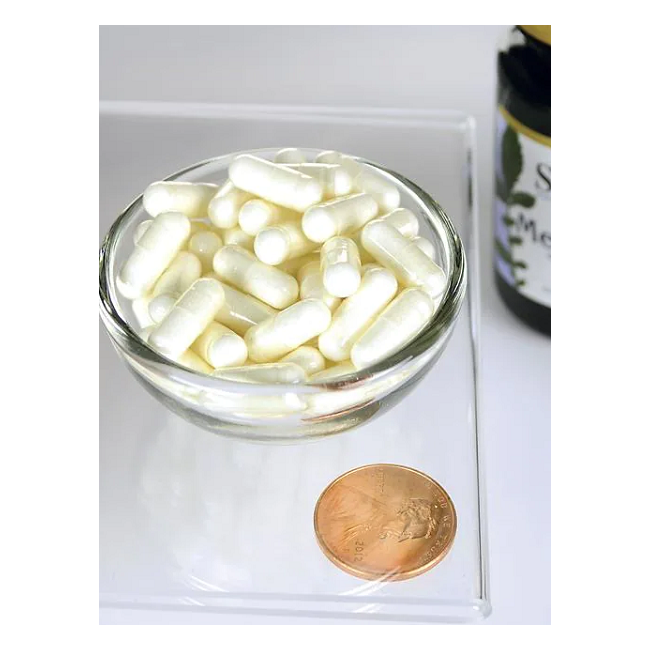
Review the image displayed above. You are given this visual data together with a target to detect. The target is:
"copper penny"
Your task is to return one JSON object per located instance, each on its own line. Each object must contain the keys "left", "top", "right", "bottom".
{"left": 314, "top": 464, "right": 457, "bottom": 581}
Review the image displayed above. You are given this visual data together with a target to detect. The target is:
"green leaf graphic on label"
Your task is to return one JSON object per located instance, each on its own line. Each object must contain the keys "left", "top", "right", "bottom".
{"left": 502, "top": 126, "right": 523, "bottom": 194}
{"left": 495, "top": 238, "right": 513, "bottom": 264}
{"left": 496, "top": 177, "right": 509, "bottom": 203}
{"left": 508, "top": 191, "right": 536, "bottom": 208}
{"left": 496, "top": 120, "right": 538, "bottom": 290}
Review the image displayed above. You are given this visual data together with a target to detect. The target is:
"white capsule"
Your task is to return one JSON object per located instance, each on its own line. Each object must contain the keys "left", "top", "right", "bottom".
{"left": 140, "top": 326, "right": 213, "bottom": 373}
{"left": 207, "top": 181, "right": 253, "bottom": 229}
{"left": 278, "top": 252, "right": 320, "bottom": 277}
{"left": 142, "top": 181, "right": 219, "bottom": 220}
{"left": 204, "top": 275, "right": 277, "bottom": 335}
{"left": 149, "top": 278, "right": 225, "bottom": 359}
{"left": 302, "top": 193, "right": 378, "bottom": 243}
{"left": 191, "top": 322, "right": 248, "bottom": 368}
{"left": 138, "top": 326, "right": 155, "bottom": 342}
{"left": 133, "top": 219, "right": 152, "bottom": 244}
{"left": 297, "top": 260, "right": 341, "bottom": 311}
{"left": 305, "top": 361, "right": 362, "bottom": 417}
{"left": 274, "top": 147, "right": 307, "bottom": 164}
{"left": 200, "top": 390, "right": 306, "bottom": 417}
{"left": 308, "top": 361, "right": 357, "bottom": 382}
{"left": 238, "top": 199, "right": 300, "bottom": 236}
{"left": 151, "top": 251, "right": 202, "bottom": 298}
{"left": 212, "top": 362, "right": 307, "bottom": 384}
{"left": 117, "top": 212, "right": 191, "bottom": 299}
{"left": 315, "top": 150, "right": 342, "bottom": 164}
{"left": 148, "top": 293, "right": 177, "bottom": 324}
{"left": 245, "top": 299, "right": 332, "bottom": 362}
{"left": 188, "top": 231, "right": 223, "bottom": 272}
{"left": 229, "top": 154, "right": 323, "bottom": 212}
{"left": 176, "top": 349, "right": 214, "bottom": 374}
{"left": 351, "top": 288, "right": 434, "bottom": 369}
{"left": 318, "top": 266, "right": 398, "bottom": 361}
{"left": 353, "top": 169, "right": 400, "bottom": 213}
{"left": 320, "top": 237, "right": 361, "bottom": 298}
{"left": 132, "top": 296, "right": 155, "bottom": 328}
{"left": 254, "top": 221, "right": 318, "bottom": 266}
{"left": 222, "top": 226, "right": 254, "bottom": 250}
{"left": 213, "top": 245, "right": 299, "bottom": 310}
{"left": 278, "top": 346, "right": 326, "bottom": 375}
{"left": 361, "top": 221, "right": 446, "bottom": 299}
{"left": 282, "top": 163, "right": 353, "bottom": 198}
{"left": 314, "top": 152, "right": 400, "bottom": 212}
{"left": 376, "top": 208, "right": 419, "bottom": 239}
{"left": 412, "top": 236, "right": 436, "bottom": 260}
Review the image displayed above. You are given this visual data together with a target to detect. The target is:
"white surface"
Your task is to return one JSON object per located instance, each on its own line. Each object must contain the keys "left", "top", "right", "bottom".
{"left": 99, "top": 26, "right": 550, "bottom": 625}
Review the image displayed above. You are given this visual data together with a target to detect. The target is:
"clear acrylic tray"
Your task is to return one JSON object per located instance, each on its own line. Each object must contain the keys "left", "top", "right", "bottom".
{"left": 99, "top": 103, "right": 490, "bottom": 623}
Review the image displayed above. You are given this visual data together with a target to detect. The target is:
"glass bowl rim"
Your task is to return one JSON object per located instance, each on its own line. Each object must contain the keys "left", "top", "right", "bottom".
{"left": 99, "top": 147, "right": 467, "bottom": 393}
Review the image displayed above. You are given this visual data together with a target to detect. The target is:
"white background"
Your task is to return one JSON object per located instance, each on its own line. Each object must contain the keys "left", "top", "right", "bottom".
{"left": 99, "top": 25, "right": 550, "bottom": 625}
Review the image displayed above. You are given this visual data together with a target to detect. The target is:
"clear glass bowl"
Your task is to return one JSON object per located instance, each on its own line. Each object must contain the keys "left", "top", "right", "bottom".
{"left": 99, "top": 148, "right": 467, "bottom": 441}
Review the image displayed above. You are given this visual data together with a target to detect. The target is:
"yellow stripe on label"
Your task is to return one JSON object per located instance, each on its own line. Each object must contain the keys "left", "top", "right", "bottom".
{"left": 499, "top": 105, "right": 551, "bottom": 148}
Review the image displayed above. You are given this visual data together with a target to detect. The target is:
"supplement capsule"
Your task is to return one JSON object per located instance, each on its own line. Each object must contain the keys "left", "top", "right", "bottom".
{"left": 351, "top": 288, "right": 434, "bottom": 369}
{"left": 148, "top": 293, "right": 176, "bottom": 324}
{"left": 302, "top": 193, "right": 378, "bottom": 243}
{"left": 361, "top": 221, "right": 446, "bottom": 299}
{"left": 176, "top": 349, "right": 214, "bottom": 373}
{"left": 297, "top": 260, "right": 341, "bottom": 311}
{"left": 143, "top": 181, "right": 219, "bottom": 219}
{"left": 320, "top": 237, "right": 361, "bottom": 298}
{"left": 149, "top": 278, "right": 225, "bottom": 359}
{"left": 254, "top": 221, "right": 318, "bottom": 266}
{"left": 412, "top": 236, "right": 436, "bottom": 261}
{"left": 353, "top": 168, "right": 400, "bottom": 213}
{"left": 375, "top": 208, "right": 419, "bottom": 239}
{"left": 279, "top": 346, "right": 326, "bottom": 375}
{"left": 139, "top": 326, "right": 214, "bottom": 374}
{"left": 229, "top": 154, "right": 323, "bottom": 212}
{"left": 308, "top": 362, "right": 357, "bottom": 382}
{"left": 213, "top": 245, "right": 299, "bottom": 310}
{"left": 274, "top": 147, "right": 306, "bottom": 164}
{"left": 319, "top": 266, "right": 398, "bottom": 361}
{"left": 133, "top": 219, "right": 152, "bottom": 244}
{"left": 245, "top": 299, "right": 332, "bottom": 362}
{"left": 205, "top": 274, "right": 277, "bottom": 335}
{"left": 212, "top": 362, "right": 307, "bottom": 384}
{"left": 192, "top": 322, "right": 248, "bottom": 368}
{"left": 132, "top": 296, "right": 155, "bottom": 328}
{"left": 315, "top": 150, "right": 342, "bottom": 164}
{"left": 238, "top": 199, "right": 300, "bottom": 236}
{"left": 282, "top": 163, "right": 353, "bottom": 198}
{"left": 151, "top": 251, "right": 202, "bottom": 298}
{"left": 188, "top": 231, "right": 223, "bottom": 272}
{"left": 117, "top": 212, "right": 191, "bottom": 299}
{"left": 305, "top": 361, "right": 363, "bottom": 416}
{"left": 222, "top": 226, "right": 254, "bottom": 250}
{"left": 314, "top": 152, "right": 400, "bottom": 212}
{"left": 208, "top": 181, "right": 253, "bottom": 229}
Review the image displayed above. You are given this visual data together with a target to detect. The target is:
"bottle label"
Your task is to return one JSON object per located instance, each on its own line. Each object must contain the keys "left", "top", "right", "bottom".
{"left": 494, "top": 105, "right": 551, "bottom": 307}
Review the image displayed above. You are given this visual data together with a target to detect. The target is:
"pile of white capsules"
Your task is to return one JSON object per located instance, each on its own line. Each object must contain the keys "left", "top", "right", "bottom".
{"left": 117, "top": 149, "right": 446, "bottom": 383}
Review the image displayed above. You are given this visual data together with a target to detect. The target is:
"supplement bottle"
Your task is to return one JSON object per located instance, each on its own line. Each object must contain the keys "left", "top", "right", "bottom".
{"left": 494, "top": 25, "right": 551, "bottom": 334}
